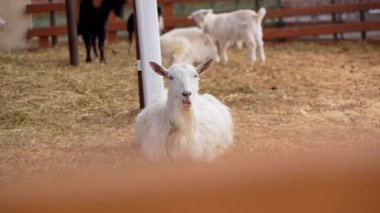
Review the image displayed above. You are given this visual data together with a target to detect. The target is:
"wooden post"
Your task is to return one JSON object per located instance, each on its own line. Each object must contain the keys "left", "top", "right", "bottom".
{"left": 49, "top": 0, "right": 58, "bottom": 46}
{"left": 65, "top": 0, "right": 79, "bottom": 66}
{"left": 39, "top": 36, "right": 50, "bottom": 48}
{"left": 163, "top": 2, "right": 173, "bottom": 31}
{"left": 331, "top": 0, "right": 339, "bottom": 41}
{"left": 359, "top": 10, "right": 366, "bottom": 40}
{"left": 133, "top": 0, "right": 145, "bottom": 109}
{"left": 255, "top": 0, "right": 260, "bottom": 10}
{"left": 108, "top": 13, "right": 118, "bottom": 43}
{"left": 275, "top": 0, "right": 286, "bottom": 42}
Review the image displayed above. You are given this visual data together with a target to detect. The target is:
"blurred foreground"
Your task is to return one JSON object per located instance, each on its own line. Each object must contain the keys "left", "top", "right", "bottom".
{"left": 0, "top": 152, "right": 379, "bottom": 213}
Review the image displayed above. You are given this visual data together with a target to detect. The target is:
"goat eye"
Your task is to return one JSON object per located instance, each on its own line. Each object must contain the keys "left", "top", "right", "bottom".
{"left": 168, "top": 76, "right": 174, "bottom": 80}
{"left": 193, "top": 74, "right": 198, "bottom": 78}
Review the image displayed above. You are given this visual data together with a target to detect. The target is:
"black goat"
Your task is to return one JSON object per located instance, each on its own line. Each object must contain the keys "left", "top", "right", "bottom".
{"left": 126, "top": 6, "right": 164, "bottom": 53}
{"left": 77, "top": 0, "right": 126, "bottom": 63}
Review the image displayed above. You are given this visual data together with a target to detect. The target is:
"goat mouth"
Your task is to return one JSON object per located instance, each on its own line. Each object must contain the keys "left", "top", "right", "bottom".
{"left": 182, "top": 99, "right": 192, "bottom": 108}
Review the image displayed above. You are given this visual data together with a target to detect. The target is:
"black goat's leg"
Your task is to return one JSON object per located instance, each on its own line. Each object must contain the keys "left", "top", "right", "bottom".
{"left": 83, "top": 34, "right": 92, "bottom": 63}
{"left": 99, "top": 34, "right": 106, "bottom": 64}
{"left": 92, "top": 35, "right": 98, "bottom": 58}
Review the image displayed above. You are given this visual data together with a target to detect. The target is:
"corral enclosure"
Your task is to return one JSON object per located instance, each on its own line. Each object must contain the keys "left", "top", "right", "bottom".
{"left": 1, "top": 41, "right": 380, "bottom": 182}
{"left": 25, "top": 0, "right": 380, "bottom": 48}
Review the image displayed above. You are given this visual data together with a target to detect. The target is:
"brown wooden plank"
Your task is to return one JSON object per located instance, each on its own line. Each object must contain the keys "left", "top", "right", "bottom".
{"left": 29, "top": 20, "right": 380, "bottom": 39}
{"left": 108, "top": 21, "right": 127, "bottom": 31}
{"left": 107, "top": 13, "right": 118, "bottom": 42}
{"left": 27, "top": 22, "right": 127, "bottom": 38}
{"left": 266, "top": 2, "right": 380, "bottom": 19}
{"left": 26, "top": 2, "right": 66, "bottom": 14}
{"left": 264, "top": 21, "right": 380, "bottom": 40}
{"left": 28, "top": 26, "right": 67, "bottom": 37}
{"left": 158, "top": 0, "right": 231, "bottom": 3}
{"left": 162, "top": 2, "right": 174, "bottom": 30}
{"left": 164, "top": 17, "right": 195, "bottom": 28}
{"left": 161, "top": 2, "right": 380, "bottom": 27}
{"left": 39, "top": 36, "right": 50, "bottom": 48}
{"left": 26, "top": 1, "right": 132, "bottom": 14}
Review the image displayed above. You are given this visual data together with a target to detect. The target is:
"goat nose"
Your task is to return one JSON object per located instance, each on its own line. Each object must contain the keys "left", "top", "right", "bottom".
{"left": 182, "top": 91, "right": 192, "bottom": 97}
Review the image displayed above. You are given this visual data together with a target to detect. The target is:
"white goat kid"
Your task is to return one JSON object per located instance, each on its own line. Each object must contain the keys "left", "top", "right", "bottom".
{"left": 0, "top": 17, "right": 6, "bottom": 31}
{"left": 160, "top": 27, "right": 219, "bottom": 67}
{"left": 188, "top": 8, "right": 266, "bottom": 65}
{"left": 135, "top": 58, "right": 234, "bottom": 162}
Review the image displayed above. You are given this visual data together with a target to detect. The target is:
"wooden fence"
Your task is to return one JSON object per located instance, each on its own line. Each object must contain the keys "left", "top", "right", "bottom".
{"left": 26, "top": 0, "right": 380, "bottom": 48}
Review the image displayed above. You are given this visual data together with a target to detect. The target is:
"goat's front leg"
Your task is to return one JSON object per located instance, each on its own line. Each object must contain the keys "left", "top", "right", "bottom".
{"left": 98, "top": 34, "right": 106, "bottom": 64}
{"left": 245, "top": 36, "right": 257, "bottom": 64}
{"left": 257, "top": 41, "right": 265, "bottom": 63}
{"left": 218, "top": 41, "right": 229, "bottom": 65}
{"left": 92, "top": 35, "right": 98, "bottom": 58}
{"left": 128, "top": 32, "right": 135, "bottom": 54}
{"left": 255, "top": 28, "right": 265, "bottom": 63}
{"left": 83, "top": 34, "right": 92, "bottom": 63}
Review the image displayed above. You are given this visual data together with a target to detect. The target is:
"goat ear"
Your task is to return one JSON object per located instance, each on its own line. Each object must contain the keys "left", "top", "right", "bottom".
{"left": 149, "top": 62, "right": 168, "bottom": 78}
{"left": 196, "top": 58, "right": 214, "bottom": 75}
{"left": 187, "top": 12, "right": 195, "bottom": 20}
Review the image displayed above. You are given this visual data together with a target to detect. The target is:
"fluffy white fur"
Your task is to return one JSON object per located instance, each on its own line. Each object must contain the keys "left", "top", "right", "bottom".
{"left": 0, "top": 17, "right": 6, "bottom": 31}
{"left": 160, "top": 27, "right": 219, "bottom": 67}
{"left": 135, "top": 58, "right": 234, "bottom": 162}
{"left": 188, "top": 8, "right": 266, "bottom": 64}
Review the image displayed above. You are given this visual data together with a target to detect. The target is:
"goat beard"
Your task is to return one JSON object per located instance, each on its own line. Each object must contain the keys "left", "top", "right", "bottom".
{"left": 179, "top": 108, "right": 195, "bottom": 139}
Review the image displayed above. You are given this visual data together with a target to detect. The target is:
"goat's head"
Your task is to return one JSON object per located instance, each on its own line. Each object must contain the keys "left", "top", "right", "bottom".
{"left": 188, "top": 9, "right": 213, "bottom": 29}
{"left": 109, "top": 0, "right": 126, "bottom": 18}
{"left": 150, "top": 58, "right": 214, "bottom": 109}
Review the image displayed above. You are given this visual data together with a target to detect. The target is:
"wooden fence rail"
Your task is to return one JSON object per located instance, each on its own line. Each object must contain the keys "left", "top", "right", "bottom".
{"left": 26, "top": 1, "right": 380, "bottom": 48}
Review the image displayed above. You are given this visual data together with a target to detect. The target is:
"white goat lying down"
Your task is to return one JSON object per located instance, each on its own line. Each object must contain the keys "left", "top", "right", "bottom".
{"left": 0, "top": 17, "right": 6, "bottom": 31}
{"left": 188, "top": 8, "right": 266, "bottom": 64}
{"left": 135, "top": 58, "right": 234, "bottom": 162}
{"left": 160, "top": 27, "right": 219, "bottom": 67}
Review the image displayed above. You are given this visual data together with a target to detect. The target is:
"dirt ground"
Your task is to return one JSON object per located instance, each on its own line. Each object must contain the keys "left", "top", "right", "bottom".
{"left": 0, "top": 41, "right": 379, "bottom": 190}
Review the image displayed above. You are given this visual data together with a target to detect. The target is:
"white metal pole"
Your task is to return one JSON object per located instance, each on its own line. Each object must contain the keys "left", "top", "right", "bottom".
{"left": 135, "top": 0, "right": 164, "bottom": 107}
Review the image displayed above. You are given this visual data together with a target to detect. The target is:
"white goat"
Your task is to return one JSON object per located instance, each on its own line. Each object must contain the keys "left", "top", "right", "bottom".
{"left": 188, "top": 8, "right": 266, "bottom": 64}
{"left": 135, "top": 58, "right": 234, "bottom": 162}
{"left": 0, "top": 17, "right": 6, "bottom": 31}
{"left": 160, "top": 27, "right": 219, "bottom": 67}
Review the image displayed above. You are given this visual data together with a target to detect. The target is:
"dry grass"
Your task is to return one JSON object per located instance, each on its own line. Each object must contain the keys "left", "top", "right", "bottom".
{"left": 1, "top": 41, "right": 380, "bottom": 188}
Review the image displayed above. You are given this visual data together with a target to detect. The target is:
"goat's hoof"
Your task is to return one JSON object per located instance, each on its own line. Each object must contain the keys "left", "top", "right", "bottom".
{"left": 215, "top": 57, "right": 221, "bottom": 63}
{"left": 86, "top": 59, "right": 92, "bottom": 63}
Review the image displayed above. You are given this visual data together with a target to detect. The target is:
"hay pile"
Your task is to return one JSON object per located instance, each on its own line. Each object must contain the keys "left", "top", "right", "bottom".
{"left": 0, "top": 41, "right": 379, "bottom": 187}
